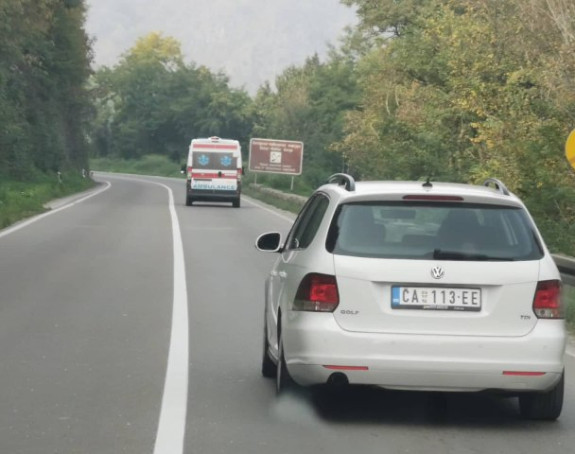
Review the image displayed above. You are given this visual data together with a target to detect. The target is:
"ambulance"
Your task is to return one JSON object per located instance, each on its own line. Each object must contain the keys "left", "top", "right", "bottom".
{"left": 184, "top": 137, "right": 243, "bottom": 207}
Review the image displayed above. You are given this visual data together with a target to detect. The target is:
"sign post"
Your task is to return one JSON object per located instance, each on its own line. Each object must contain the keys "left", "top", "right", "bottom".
{"left": 566, "top": 129, "right": 575, "bottom": 171}
{"left": 249, "top": 138, "right": 304, "bottom": 178}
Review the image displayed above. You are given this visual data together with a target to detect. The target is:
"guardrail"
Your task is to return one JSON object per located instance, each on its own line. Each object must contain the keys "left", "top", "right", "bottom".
{"left": 553, "top": 254, "right": 575, "bottom": 287}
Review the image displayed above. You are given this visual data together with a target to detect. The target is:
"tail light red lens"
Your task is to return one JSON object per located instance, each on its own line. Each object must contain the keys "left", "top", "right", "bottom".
{"left": 533, "top": 280, "right": 563, "bottom": 319}
{"left": 502, "top": 371, "right": 546, "bottom": 376}
{"left": 187, "top": 166, "right": 193, "bottom": 178}
{"left": 294, "top": 273, "right": 339, "bottom": 312}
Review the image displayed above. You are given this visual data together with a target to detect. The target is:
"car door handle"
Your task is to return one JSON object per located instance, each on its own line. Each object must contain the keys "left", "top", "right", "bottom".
{"left": 278, "top": 271, "right": 287, "bottom": 279}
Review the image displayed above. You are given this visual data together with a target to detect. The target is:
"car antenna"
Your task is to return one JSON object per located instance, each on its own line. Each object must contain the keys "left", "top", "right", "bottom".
{"left": 422, "top": 176, "right": 433, "bottom": 188}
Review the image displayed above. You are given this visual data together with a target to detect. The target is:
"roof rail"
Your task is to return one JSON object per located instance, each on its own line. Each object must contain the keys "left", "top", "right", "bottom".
{"left": 327, "top": 173, "right": 356, "bottom": 192}
{"left": 482, "top": 178, "right": 510, "bottom": 196}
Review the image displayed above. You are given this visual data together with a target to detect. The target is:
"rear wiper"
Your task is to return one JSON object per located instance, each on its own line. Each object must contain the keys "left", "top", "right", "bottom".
{"left": 432, "top": 249, "right": 513, "bottom": 261}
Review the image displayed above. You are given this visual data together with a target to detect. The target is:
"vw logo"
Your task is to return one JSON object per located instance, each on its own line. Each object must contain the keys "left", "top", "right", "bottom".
{"left": 431, "top": 266, "right": 445, "bottom": 279}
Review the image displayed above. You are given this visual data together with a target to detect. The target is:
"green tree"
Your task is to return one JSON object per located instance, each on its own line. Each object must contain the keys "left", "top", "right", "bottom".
{"left": 335, "top": 0, "right": 575, "bottom": 253}
{"left": 0, "top": 0, "right": 92, "bottom": 179}
{"left": 252, "top": 52, "right": 360, "bottom": 190}
{"left": 92, "top": 33, "right": 253, "bottom": 163}
{"left": 341, "top": 0, "right": 432, "bottom": 37}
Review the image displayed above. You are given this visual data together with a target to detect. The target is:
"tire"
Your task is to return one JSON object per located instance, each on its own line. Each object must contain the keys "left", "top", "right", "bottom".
{"left": 185, "top": 195, "right": 193, "bottom": 206}
{"left": 519, "top": 372, "right": 564, "bottom": 420}
{"left": 276, "top": 335, "right": 296, "bottom": 394}
{"left": 232, "top": 197, "right": 240, "bottom": 208}
{"left": 261, "top": 322, "right": 276, "bottom": 378}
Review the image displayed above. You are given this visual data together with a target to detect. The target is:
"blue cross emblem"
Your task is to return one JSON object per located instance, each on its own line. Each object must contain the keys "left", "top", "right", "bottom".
{"left": 198, "top": 154, "right": 210, "bottom": 166}
{"left": 220, "top": 155, "right": 232, "bottom": 167}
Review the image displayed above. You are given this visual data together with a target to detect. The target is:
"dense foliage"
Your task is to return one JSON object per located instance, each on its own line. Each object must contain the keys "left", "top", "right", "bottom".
{"left": 250, "top": 50, "right": 361, "bottom": 192}
{"left": 0, "top": 0, "right": 92, "bottom": 179}
{"left": 90, "top": 32, "right": 253, "bottom": 165}
{"left": 336, "top": 0, "right": 575, "bottom": 253}
{"left": 4, "top": 0, "right": 575, "bottom": 253}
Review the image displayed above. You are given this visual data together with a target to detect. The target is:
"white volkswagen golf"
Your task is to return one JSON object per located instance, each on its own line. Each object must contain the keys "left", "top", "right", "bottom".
{"left": 256, "top": 174, "right": 566, "bottom": 420}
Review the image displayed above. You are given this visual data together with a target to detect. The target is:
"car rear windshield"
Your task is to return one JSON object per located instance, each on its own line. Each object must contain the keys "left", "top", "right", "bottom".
{"left": 328, "top": 202, "right": 543, "bottom": 261}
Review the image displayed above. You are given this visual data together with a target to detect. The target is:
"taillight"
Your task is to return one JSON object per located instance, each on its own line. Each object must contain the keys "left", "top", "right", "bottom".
{"left": 187, "top": 166, "right": 193, "bottom": 178}
{"left": 533, "top": 280, "right": 563, "bottom": 319}
{"left": 294, "top": 273, "right": 339, "bottom": 312}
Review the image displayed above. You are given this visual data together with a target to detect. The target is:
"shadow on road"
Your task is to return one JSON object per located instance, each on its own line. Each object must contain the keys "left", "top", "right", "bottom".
{"left": 276, "top": 385, "right": 552, "bottom": 429}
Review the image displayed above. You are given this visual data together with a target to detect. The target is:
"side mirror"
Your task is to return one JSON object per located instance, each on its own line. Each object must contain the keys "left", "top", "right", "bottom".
{"left": 255, "top": 232, "right": 282, "bottom": 252}
{"left": 180, "top": 164, "right": 186, "bottom": 174}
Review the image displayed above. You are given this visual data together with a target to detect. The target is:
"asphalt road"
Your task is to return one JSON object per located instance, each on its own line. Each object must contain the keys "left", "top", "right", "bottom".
{"left": 0, "top": 173, "right": 574, "bottom": 454}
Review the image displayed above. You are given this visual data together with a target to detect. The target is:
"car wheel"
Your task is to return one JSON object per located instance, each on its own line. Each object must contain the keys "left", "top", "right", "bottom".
{"left": 519, "top": 372, "right": 564, "bottom": 420}
{"left": 185, "top": 196, "right": 193, "bottom": 206}
{"left": 276, "top": 335, "right": 296, "bottom": 394}
{"left": 232, "top": 198, "right": 240, "bottom": 208}
{"left": 261, "top": 322, "right": 276, "bottom": 378}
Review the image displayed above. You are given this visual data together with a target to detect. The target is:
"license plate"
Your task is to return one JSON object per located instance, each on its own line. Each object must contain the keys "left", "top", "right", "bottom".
{"left": 391, "top": 286, "right": 481, "bottom": 311}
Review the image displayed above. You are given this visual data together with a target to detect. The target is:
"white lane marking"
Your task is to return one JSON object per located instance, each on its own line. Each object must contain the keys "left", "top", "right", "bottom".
{"left": 0, "top": 181, "right": 111, "bottom": 240}
{"left": 242, "top": 195, "right": 296, "bottom": 224}
{"left": 153, "top": 183, "right": 189, "bottom": 454}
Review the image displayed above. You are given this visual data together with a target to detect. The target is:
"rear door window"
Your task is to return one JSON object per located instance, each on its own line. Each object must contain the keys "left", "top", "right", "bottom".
{"left": 285, "top": 194, "right": 329, "bottom": 250}
{"left": 329, "top": 202, "right": 543, "bottom": 261}
{"left": 192, "top": 152, "right": 237, "bottom": 170}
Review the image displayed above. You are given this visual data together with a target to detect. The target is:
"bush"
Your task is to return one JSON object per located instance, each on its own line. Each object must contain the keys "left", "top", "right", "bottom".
{"left": 0, "top": 171, "right": 95, "bottom": 229}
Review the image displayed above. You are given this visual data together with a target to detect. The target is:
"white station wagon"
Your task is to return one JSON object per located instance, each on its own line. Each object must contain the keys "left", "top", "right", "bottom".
{"left": 256, "top": 174, "right": 566, "bottom": 420}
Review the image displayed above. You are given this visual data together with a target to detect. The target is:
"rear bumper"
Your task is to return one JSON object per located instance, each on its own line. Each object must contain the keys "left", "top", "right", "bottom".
{"left": 186, "top": 182, "right": 240, "bottom": 201}
{"left": 283, "top": 313, "right": 566, "bottom": 392}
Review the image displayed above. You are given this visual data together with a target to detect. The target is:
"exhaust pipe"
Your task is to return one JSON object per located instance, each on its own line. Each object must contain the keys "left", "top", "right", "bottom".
{"left": 327, "top": 372, "right": 349, "bottom": 387}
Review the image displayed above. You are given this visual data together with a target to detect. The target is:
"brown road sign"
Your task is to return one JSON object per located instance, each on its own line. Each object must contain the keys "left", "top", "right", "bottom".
{"left": 249, "top": 138, "right": 304, "bottom": 175}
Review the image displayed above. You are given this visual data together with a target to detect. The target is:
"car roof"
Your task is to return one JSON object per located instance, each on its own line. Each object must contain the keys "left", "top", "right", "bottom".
{"left": 316, "top": 179, "right": 524, "bottom": 207}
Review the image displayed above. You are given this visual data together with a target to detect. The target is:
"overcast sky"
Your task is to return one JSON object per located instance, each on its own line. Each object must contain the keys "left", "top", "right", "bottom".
{"left": 84, "top": 0, "right": 357, "bottom": 93}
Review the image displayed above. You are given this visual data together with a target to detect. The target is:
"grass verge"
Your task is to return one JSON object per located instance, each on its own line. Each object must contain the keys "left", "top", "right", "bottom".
{"left": 91, "top": 154, "right": 183, "bottom": 178}
{"left": 243, "top": 184, "right": 306, "bottom": 214}
{"left": 0, "top": 172, "right": 95, "bottom": 229}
